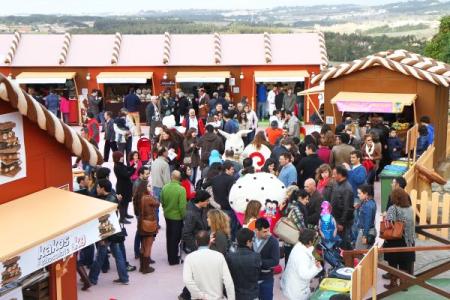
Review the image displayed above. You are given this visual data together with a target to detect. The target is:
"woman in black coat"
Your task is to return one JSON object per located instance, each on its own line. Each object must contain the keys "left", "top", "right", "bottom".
{"left": 113, "top": 151, "right": 135, "bottom": 224}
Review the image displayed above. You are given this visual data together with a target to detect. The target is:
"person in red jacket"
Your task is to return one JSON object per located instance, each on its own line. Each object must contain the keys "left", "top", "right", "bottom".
{"left": 86, "top": 112, "right": 100, "bottom": 146}
{"left": 180, "top": 165, "right": 196, "bottom": 201}
{"left": 182, "top": 109, "right": 205, "bottom": 136}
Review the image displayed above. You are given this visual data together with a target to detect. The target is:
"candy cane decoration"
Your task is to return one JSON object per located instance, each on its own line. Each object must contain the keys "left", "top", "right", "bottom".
{"left": 0, "top": 73, "right": 103, "bottom": 166}
{"left": 111, "top": 32, "right": 122, "bottom": 65}
{"left": 318, "top": 32, "right": 329, "bottom": 70}
{"left": 312, "top": 50, "right": 450, "bottom": 87}
{"left": 213, "top": 32, "right": 222, "bottom": 64}
{"left": 163, "top": 32, "right": 171, "bottom": 64}
{"left": 264, "top": 32, "right": 272, "bottom": 64}
{"left": 58, "top": 33, "right": 72, "bottom": 65}
{"left": 4, "top": 32, "right": 21, "bottom": 64}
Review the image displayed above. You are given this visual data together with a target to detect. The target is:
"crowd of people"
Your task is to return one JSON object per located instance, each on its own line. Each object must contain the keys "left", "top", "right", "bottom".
{"left": 72, "top": 86, "right": 435, "bottom": 299}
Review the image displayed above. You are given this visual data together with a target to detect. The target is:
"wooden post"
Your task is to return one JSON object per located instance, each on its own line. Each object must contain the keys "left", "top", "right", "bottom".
{"left": 55, "top": 255, "right": 73, "bottom": 300}
{"left": 430, "top": 192, "right": 439, "bottom": 236}
{"left": 442, "top": 194, "right": 450, "bottom": 238}
{"left": 419, "top": 190, "right": 429, "bottom": 240}
{"left": 306, "top": 93, "right": 310, "bottom": 123}
{"left": 373, "top": 247, "right": 378, "bottom": 300}
{"left": 73, "top": 77, "right": 81, "bottom": 125}
{"left": 332, "top": 103, "right": 336, "bottom": 126}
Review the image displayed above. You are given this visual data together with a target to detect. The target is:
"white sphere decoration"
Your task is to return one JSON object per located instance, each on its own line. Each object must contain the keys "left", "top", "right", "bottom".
{"left": 229, "top": 172, "right": 286, "bottom": 213}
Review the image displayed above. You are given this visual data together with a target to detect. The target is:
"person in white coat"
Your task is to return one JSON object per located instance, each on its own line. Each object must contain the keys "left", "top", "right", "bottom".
{"left": 267, "top": 86, "right": 277, "bottom": 116}
{"left": 183, "top": 230, "right": 235, "bottom": 300}
{"left": 281, "top": 229, "right": 322, "bottom": 300}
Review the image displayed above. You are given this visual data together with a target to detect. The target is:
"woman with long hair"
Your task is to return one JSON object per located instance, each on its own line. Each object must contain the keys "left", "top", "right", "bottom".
{"left": 179, "top": 164, "right": 196, "bottom": 201}
{"left": 113, "top": 151, "right": 134, "bottom": 224}
{"left": 361, "top": 133, "right": 382, "bottom": 184}
{"left": 207, "top": 209, "right": 231, "bottom": 255}
{"left": 129, "top": 151, "right": 143, "bottom": 182}
{"left": 317, "top": 136, "right": 333, "bottom": 164}
{"left": 243, "top": 200, "right": 262, "bottom": 230}
{"left": 158, "top": 126, "right": 181, "bottom": 167}
{"left": 183, "top": 128, "right": 200, "bottom": 182}
{"left": 134, "top": 180, "right": 159, "bottom": 274}
{"left": 251, "top": 131, "right": 271, "bottom": 150}
{"left": 315, "top": 164, "right": 333, "bottom": 199}
{"left": 281, "top": 189, "right": 310, "bottom": 265}
{"left": 261, "top": 158, "right": 277, "bottom": 175}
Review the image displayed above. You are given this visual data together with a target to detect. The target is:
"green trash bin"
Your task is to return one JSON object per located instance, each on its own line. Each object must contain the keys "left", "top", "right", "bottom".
{"left": 380, "top": 169, "right": 405, "bottom": 212}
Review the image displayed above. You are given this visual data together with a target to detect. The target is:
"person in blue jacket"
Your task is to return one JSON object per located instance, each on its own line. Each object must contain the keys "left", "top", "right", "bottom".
{"left": 256, "top": 83, "right": 268, "bottom": 120}
{"left": 416, "top": 125, "right": 430, "bottom": 156}
{"left": 343, "top": 150, "right": 367, "bottom": 197}
{"left": 355, "top": 184, "right": 377, "bottom": 249}
{"left": 387, "top": 128, "right": 403, "bottom": 161}
{"left": 420, "top": 116, "right": 434, "bottom": 145}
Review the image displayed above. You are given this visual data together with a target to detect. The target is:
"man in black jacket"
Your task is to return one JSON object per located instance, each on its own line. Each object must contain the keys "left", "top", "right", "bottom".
{"left": 304, "top": 178, "right": 323, "bottom": 227}
{"left": 227, "top": 228, "right": 261, "bottom": 300}
{"left": 103, "top": 111, "right": 117, "bottom": 162}
{"left": 253, "top": 218, "right": 280, "bottom": 300}
{"left": 330, "top": 166, "right": 354, "bottom": 250}
{"left": 182, "top": 190, "right": 210, "bottom": 253}
{"left": 296, "top": 143, "right": 323, "bottom": 188}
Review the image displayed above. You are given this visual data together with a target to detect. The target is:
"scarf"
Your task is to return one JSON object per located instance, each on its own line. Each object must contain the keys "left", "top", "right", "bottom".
{"left": 365, "top": 143, "right": 375, "bottom": 160}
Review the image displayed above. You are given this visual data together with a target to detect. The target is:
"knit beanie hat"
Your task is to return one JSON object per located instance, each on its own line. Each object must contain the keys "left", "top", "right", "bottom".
{"left": 209, "top": 150, "right": 223, "bottom": 166}
{"left": 194, "top": 190, "right": 211, "bottom": 203}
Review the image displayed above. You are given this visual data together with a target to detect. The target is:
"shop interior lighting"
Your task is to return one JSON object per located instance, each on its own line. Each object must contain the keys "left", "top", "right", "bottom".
{"left": 86, "top": 72, "right": 91, "bottom": 81}
{"left": 239, "top": 72, "right": 244, "bottom": 79}
{"left": 163, "top": 73, "right": 168, "bottom": 80}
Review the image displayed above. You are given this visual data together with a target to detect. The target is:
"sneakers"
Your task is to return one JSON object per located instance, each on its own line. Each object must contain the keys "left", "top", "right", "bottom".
{"left": 120, "top": 219, "right": 131, "bottom": 224}
{"left": 126, "top": 264, "right": 137, "bottom": 272}
{"left": 125, "top": 214, "right": 134, "bottom": 219}
{"left": 113, "top": 279, "right": 129, "bottom": 285}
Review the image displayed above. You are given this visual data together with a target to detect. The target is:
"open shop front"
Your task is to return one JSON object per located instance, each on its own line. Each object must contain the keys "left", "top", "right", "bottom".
{"left": 0, "top": 188, "right": 119, "bottom": 300}
{"left": 15, "top": 72, "right": 79, "bottom": 124}
{"left": 97, "top": 72, "right": 154, "bottom": 121}
{"left": 254, "top": 70, "right": 310, "bottom": 119}
{"left": 175, "top": 71, "right": 231, "bottom": 98}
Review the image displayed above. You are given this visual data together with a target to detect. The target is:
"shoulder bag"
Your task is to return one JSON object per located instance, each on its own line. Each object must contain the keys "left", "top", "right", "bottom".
{"left": 380, "top": 207, "right": 404, "bottom": 240}
{"left": 140, "top": 196, "right": 158, "bottom": 234}
{"left": 274, "top": 210, "right": 300, "bottom": 245}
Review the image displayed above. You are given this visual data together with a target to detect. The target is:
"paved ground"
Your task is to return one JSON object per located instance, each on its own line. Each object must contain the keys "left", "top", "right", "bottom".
{"left": 74, "top": 125, "right": 449, "bottom": 300}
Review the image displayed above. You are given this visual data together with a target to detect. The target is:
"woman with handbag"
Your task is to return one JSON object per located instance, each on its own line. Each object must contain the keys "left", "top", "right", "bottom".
{"left": 382, "top": 188, "right": 415, "bottom": 289}
{"left": 134, "top": 180, "right": 160, "bottom": 274}
{"left": 279, "top": 189, "right": 309, "bottom": 265}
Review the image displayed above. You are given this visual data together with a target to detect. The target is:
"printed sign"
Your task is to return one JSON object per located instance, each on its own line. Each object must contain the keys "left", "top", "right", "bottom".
{"left": 0, "top": 213, "right": 119, "bottom": 286}
{"left": 0, "top": 112, "right": 26, "bottom": 185}
{"left": 336, "top": 101, "right": 404, "bottom": 113}
{"left": 160, "top": 80, "right": 176, "bottom": 86}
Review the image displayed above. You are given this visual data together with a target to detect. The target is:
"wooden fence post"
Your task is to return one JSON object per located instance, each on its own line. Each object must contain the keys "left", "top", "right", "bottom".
{"left": 431, "top": 192, "right": 439, "bottom": 236}
{"left": 442, "top": 194, "right": 450, "bottom": 238}
{"left": 419, "top": 191, "right": 429, "bottom": 240}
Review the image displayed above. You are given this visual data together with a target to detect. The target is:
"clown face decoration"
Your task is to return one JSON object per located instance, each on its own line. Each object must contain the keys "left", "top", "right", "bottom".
{"left": 229, "top": 172, "right": 286, "bottom": 214}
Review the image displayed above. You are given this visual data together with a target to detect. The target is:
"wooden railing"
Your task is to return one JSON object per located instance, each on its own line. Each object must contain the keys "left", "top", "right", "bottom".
{"left": 411, "top": 189, "right": 450, "bottom": 240}
{"left": 403, "top": 145, "right": 434, "bottom": 194}
{"left": 447, "top": 123, "right": 450, "bottom": 158}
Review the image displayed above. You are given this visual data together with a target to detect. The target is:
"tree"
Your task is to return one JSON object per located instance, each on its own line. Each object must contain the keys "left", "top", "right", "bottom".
{"left": 424, "top": 16, "right": 450, "bottom": 63}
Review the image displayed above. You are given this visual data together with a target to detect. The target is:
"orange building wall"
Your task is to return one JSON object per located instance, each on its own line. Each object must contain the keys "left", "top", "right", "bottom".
{"left": 0, "top": 103, "right": 77, "bottom": 300}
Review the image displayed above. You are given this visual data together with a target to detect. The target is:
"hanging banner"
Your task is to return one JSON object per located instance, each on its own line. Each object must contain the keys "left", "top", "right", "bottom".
{"left": 0, "top": 212, "right": 119, "bottom": 287}
{"left": 335, "top": 101, "right": 404, "bottom": 113}
{"left": 0, "top": 112, "right": 26, "bottom": 185}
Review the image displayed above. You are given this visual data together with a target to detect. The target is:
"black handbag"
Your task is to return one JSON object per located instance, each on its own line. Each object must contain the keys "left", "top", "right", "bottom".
{"left": 108, "top": 224, "right": 127, "bottom": 243}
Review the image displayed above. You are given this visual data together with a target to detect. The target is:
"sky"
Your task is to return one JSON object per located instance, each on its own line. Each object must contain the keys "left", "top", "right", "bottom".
{"left": 1, "top": 0, "right": 411, "bottom": 15}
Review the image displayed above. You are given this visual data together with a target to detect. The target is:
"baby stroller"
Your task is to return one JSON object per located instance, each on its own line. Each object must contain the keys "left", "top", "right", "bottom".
{"left": 137, "top": 137, "right": 152, "bottom": 165}
{"left": 319, "top": 239, "right": 344, "bottom": 269}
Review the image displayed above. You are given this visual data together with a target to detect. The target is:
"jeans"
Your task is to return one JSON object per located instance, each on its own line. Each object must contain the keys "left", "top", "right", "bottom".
{"left": 49, "top": 108, "right": 58, "bottom": 116}
{"left": 153, "top": 186, "right": 162, "bottom": 225}
{"left": 134, "top": 231, "right": 141, "bottom": 258}
{"left": 338, "top": 224, "right": 354, "bottom": 250}
{"left": 103, "top": 140, "right": 118, "bottom": 162}
{"left": 257, "top": 102, "right": 267, "bottom": 120}
{"left": 89, "top": 241, "right": 128, "bottom": 284}
{"left": 258, "top": 277, "right": 274, "bottom": 300}
{"left": 78, "top": 244, "right": 95, "bottom": 267}
{"left": 97, "top": 111, "right": 105, "bottom": 131}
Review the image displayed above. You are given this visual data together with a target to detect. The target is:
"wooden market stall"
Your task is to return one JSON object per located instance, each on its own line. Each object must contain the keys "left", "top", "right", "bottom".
{"left": 312, "top": 49, "right": 450, "bottom": 166}
{"left": 0, "top": 74, "right": 118, "bottom": 300}
{"left": 0, "top": 32, "right": 327, "bottom": 123}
